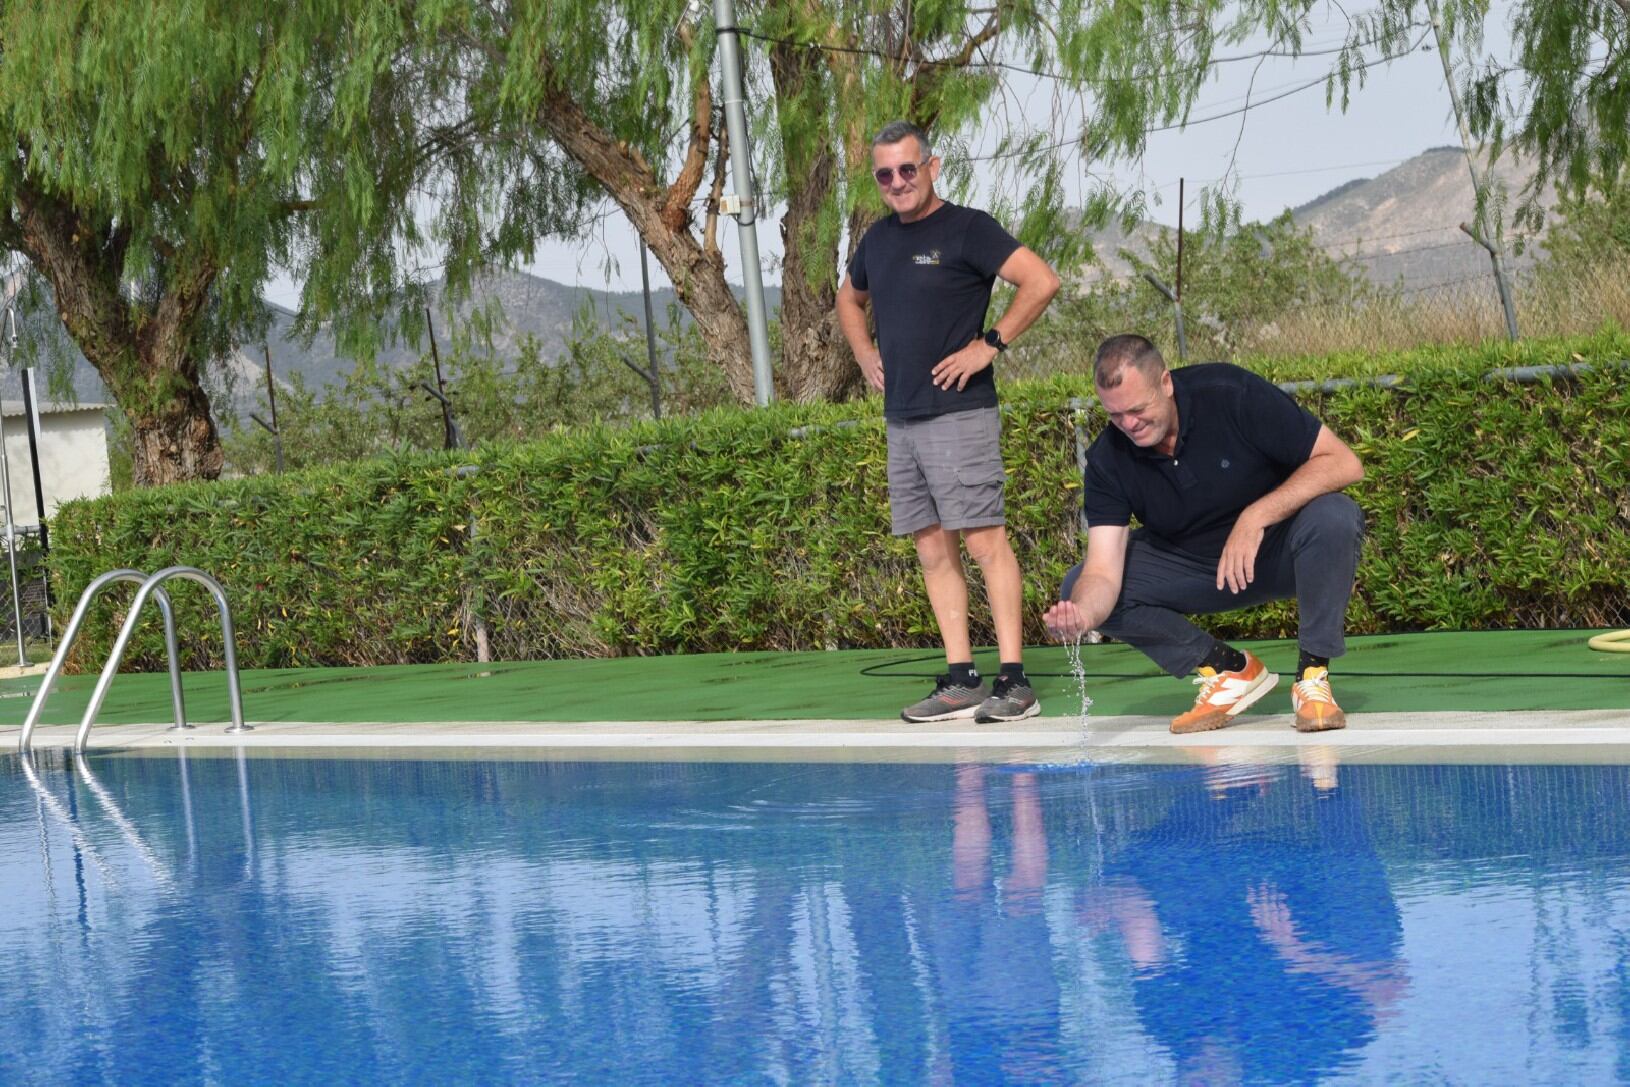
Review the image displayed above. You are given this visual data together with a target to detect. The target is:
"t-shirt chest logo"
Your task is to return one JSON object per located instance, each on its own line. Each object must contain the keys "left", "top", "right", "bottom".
{"left": 912, "top": 249, "right": 942, "bottom": 266}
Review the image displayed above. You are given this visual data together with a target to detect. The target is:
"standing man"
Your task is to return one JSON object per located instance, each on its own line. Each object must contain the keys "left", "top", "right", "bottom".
{"left": 1043, "top": 334, "right": 1366, "bottom": 733}
{"left": 836, "top": 120, "right": 1060, "bottom": 723}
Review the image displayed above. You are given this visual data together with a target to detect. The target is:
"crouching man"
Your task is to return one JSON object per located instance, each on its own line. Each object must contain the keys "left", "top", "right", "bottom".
{"left": 1043, "top": 334, "right": 1366, "bottom": 732}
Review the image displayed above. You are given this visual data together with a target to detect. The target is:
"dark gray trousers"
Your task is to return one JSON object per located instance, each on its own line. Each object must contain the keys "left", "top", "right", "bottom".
{"left": 1060, "top": 493, "right": 1365, "bottom": 677}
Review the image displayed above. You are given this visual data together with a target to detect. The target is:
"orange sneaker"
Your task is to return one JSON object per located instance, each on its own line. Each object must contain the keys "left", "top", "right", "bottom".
{"left": 1292, "top": 666, "right": 1346, "bottom": 732}
{"left": 1170, "top": 651, "right": 1279, "bottom": 734}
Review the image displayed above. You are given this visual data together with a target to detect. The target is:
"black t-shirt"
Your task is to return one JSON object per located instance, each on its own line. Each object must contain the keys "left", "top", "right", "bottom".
{"left": 1083, "top": 363, "right": 1322, "bottom": 558}
{"left": 848, "top": 202, "right": 1021, "bottom": 419}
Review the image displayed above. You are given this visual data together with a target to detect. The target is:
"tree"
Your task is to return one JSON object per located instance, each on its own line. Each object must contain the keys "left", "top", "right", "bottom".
{"left": 1469, "top": 0, "right": 1630, "bottom": 221}
{"left": 0, "top": 3, "right": 332, "bottom": 483}
{"left": 384, "top": 1, "right": 1101, "bottom": 406}
{"left": 1058, "top": 1, "right": 1630, "bottom": 227}
{"left": 0, "top": 1, "right": 593, "bottom": 485}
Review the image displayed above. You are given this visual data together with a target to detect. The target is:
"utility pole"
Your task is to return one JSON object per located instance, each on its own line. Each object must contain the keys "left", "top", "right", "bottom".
{"left": 1142, "top": 178, "right": 1189, "bottom": 362}
{"left": 1429, "top": 0, "right": 1519, "bottom": 342}
{"left": 712, "top": 0, "right": 775, "bottom": 405}
{"left": 249, "top": 345, "right": 284, "bottom": 473}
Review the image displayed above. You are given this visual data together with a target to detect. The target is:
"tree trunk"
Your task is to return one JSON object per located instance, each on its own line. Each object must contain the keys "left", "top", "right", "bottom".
{"left": 770, "top": 36, "right": 863, "bottom": 403}
{"left": 534, "top": 65, "right": 760, "bottom": 405}
{"left": 123, "top": 376, "right": 224, "bottom": 486}
{"left": 8, "top": 178, "right": 224, "bottom": 485}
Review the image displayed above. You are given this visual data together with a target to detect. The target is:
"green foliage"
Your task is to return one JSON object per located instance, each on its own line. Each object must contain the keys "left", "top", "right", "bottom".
{"left": 1031, "top": 212, "right": 1370, "bottom": 367}
{"left": 1531, "top": 172, "right": 1630, "bottom": 284}
{"left": 222, "top": 305, "right": 732, "bottom": 473}
{"left": 1468, "top": 0, "right": 1630, "bottom": 215}
{"left": 50, "top": 330, "right": 1630, "bottom": 671}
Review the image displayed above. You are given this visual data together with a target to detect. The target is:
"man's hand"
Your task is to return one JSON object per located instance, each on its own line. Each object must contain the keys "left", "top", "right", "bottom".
{"left": 1217, "top": 509, "right": 1267, "bottom": 593}
{"left": 931, "top": 339, "right": 998, "bottom": 391}
{"left": 856, "top": 346, "right": 885, "bottom": 392}
{"left": 1043, "top": 599, "right": 1091, "bottom": 642}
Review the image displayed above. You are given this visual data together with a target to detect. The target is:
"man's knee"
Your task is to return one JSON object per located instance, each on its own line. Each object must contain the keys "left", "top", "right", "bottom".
{"left": 1292, "top": 493, "right": 1365, "bottom": 544}
{"left": 914, "top": 528, "right": 963, "bottom": 576}
{"left": 962, "top": 525, "right": 1011, "bottom": 567}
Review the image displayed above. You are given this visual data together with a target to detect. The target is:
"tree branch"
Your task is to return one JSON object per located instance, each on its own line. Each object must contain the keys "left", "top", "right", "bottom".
{"left": 703, "top": 118, "right": 728, "bottom": 256}
{"left": 661, "top": 23, "right": 713, "bottom": 232}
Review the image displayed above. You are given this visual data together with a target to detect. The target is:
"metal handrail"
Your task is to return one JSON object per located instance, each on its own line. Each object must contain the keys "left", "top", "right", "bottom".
{"left": 18, "top": 569, "right": 189, "bottom": 753}
{"left": 75, "top": 566, "right": 250, "bottom": 754}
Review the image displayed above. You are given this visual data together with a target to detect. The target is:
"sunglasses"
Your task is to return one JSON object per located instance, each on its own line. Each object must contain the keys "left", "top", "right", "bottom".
{"left": 873, "top": 158, "right": 930, "bottom": 186}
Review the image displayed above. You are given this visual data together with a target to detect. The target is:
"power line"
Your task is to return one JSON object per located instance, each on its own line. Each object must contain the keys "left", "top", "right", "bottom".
{"left": 730, "top": 21, "right": 1422, "bottom": 87}
{"left": 964, "top": 31, "right": 1432, "bottom": 164}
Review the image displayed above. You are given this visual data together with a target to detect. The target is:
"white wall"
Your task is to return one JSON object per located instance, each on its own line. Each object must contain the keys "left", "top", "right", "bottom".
{"left": 0, "top": 405, "right": 112, "bottom": 525}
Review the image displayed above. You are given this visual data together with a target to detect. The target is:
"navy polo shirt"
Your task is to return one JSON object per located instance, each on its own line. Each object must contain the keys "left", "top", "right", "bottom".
{"left": 1083, "top": 363, "right": 1322, "bottom": 559}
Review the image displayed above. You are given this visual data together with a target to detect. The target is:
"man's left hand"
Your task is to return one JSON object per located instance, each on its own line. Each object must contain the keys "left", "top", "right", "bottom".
{"left": 1217, "top": 511, "right": 1267, "bottom": 593}
{"left": 931, "top": 339, "right": 999, "bottom": 391}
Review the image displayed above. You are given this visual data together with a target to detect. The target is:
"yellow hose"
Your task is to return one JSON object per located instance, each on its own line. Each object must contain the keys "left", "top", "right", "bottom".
{"left": 1588, "top": 630, "right": 1630, "bottom": 653}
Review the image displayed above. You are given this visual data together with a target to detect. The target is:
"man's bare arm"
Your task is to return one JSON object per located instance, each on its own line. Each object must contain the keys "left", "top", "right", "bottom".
{"left": 1043, "top": 524, "right": 1130, "bottom": 640}
{"left": 931, "top": 246, "right": 1062, "bottom": 391}
{"left": 835, "top": 278, "right": 884, "bottom": 392}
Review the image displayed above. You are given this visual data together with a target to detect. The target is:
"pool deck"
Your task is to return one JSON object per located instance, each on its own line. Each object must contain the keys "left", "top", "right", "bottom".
{"left": 5, "top": 630, "right": 1626, "bottom": 762}
{"left": 11, "top": 708, "right": 1630, "bottom": 764}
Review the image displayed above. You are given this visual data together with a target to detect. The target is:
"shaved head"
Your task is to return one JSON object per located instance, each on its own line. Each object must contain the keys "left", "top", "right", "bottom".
{"left": 1094, "top": 334, "right": 1167, "bottom": 389}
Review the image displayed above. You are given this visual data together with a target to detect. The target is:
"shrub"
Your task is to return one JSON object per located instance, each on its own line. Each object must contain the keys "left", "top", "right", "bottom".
{"left": 48, "top": 327, "right": 1630, "bottom": 671}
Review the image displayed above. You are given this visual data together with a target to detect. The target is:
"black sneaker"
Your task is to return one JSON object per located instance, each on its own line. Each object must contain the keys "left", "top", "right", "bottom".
{"left": 975, "top": 675, "right": 1040, "bottom": 723}
{"left": 901, "top": 673, "right": 990, "bottom": 722}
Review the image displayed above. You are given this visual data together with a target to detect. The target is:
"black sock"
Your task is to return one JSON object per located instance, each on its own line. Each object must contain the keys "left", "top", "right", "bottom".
{"left": 999, "top": 662, "right": 1028, "bottom": 686}
{"left": 949, "top": 661, "right": 980, "bottom": 687}
{"left": 1297, "top": 651, "right": 1330, "bottom": 678}
{"left": 1200, "top": 641, "right": 1247, "bottom": 674}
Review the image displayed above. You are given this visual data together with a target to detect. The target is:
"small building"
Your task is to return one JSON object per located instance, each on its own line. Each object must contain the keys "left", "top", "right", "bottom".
{"left": 0, "top": 399, "right": 112, "bottom": 528}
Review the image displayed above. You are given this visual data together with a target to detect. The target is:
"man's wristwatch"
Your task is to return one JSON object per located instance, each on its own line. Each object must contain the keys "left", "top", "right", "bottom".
{"left": 982, "top": 327, "right": 1008, "bottom": 352}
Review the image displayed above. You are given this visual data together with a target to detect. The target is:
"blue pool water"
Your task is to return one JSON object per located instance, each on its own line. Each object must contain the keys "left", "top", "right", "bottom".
{"left": 4, "top": 752, "right": 1630, "bottom": 1085}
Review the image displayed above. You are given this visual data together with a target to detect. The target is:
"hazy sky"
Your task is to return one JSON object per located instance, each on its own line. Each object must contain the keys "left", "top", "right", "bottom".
{"left": 267, "top": 3, "right": 1515, "bottom": 307}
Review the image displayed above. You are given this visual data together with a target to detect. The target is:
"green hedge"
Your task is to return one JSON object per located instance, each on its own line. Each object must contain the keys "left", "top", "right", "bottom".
{"left": 48, "top": 329, "right": 1630, "bottom": 671}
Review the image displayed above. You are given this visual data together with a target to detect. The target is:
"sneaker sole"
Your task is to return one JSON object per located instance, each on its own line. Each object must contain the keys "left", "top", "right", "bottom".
{"left": 901, "top": 705, "right": 982, "bottom": 723}
{"left": 974, "top": 702, "right": 1042, "bottom": 724}
{"left": 1170, "top": 672, "right": 1280, "bottom": 734}
{"left": 1294, "top": 707, "right": 1347, "bottom": 732}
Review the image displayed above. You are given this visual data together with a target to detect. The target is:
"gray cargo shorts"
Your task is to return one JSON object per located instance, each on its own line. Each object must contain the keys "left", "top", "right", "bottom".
{"left": 885, "top": 407, "right": 1006, "bottom": 536}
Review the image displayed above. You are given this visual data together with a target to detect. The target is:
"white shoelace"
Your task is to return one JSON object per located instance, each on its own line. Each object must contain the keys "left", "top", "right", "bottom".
{"left": 1295, "top": 672, "right": 1334, "bottom": 703}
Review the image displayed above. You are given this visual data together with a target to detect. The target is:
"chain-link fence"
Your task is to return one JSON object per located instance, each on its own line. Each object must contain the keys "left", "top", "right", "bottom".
{"left": 0, "top": 526, "right": 53, "bottom": 667}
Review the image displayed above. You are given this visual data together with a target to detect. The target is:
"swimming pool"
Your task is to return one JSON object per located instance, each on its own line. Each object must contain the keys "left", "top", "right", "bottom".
{"left": 4, "top": 752, "right": 1629, "bottom": 1084}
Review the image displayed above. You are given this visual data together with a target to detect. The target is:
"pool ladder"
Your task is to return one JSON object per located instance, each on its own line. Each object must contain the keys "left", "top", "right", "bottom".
{"left": 17, "top": 566, "right": 249, "bottom": 755}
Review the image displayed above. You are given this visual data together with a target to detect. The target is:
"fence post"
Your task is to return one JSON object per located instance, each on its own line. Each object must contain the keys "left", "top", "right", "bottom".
{"left": 1430, "top": 0, "right": 1520, "bottom": 342}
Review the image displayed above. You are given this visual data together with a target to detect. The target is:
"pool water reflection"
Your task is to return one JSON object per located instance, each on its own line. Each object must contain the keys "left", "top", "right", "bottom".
{"left": 3, "top": 752, "right": 1629, "bottom": 1084}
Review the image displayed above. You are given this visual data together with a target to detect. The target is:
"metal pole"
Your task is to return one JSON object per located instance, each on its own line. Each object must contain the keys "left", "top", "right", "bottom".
{"left": 0, "top": 408, "right": 28, "bottom": 666}
{"left": 423, "top": 307, "right": 463, "bottom": 450}
{"left": 1142, "top": 272, "right": 1187, "bottom": 364}
{"left": 19, "top": 367, "right": 52, "bottom": 650}
{"left": 263, "top": 345, "right": 283, "bottom": 473}
{"left": 639, "top": 241, "right": 663, "bottom": 420}
{"left": 713, "top": 0, "right": 775, "bottom": 405}
{"left": 1174, "top": 177, "right": 1188, "bottom": 363}
{"left": 1429, "top": 0, "right": 1519, "bottom": 341}
{"left": 20, "top": 369, "right": 47, "bottom": 552}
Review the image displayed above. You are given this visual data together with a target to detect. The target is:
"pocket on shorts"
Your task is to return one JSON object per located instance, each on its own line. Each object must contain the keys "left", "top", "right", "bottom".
{"left": 954, "top": 460, "right": 1006, "bottom": 487}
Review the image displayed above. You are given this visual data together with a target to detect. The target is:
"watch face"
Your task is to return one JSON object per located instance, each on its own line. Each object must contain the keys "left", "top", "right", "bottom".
{"left": 984, "top": 329, "right": 1005, "bottom": 350}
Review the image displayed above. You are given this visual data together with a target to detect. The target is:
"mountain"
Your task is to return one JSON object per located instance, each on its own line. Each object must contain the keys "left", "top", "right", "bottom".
{"left": 1289, "top": 146, "right": 1554, "bottom": 289}
{"left": 17, "top": 271, "right": 781, "bottom": 422}
{"left": 1079, "top": 146, "right": 1553, "bottom": 292}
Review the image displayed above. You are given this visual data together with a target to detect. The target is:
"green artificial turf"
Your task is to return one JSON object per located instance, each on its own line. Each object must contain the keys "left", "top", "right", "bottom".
{"left": 4, "top": 629, "right": 1627, "bottom": 730}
